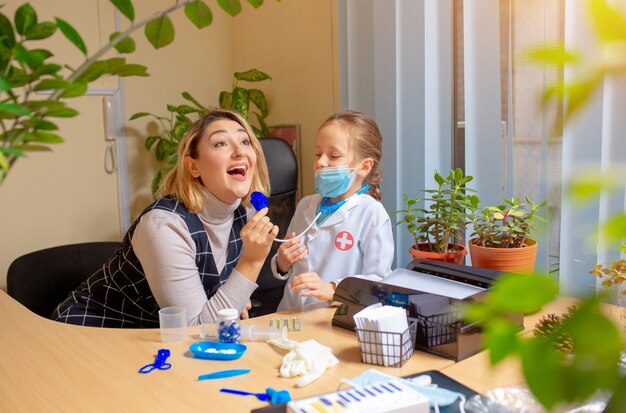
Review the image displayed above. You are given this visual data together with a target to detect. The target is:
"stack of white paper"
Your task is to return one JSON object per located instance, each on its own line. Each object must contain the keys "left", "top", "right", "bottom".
{"left": 353, "top": 304, "right": 412, "bottom": 366}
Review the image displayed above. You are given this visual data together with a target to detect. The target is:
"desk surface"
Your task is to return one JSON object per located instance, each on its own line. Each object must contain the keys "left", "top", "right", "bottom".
{"left": 0, "top": 291, "right": 455, "bottom": 412}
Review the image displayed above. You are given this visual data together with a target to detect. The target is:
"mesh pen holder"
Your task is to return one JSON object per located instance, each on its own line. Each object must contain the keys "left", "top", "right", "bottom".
{"left": 410, "top": 309, "right": 458, "bottom": 348}
{"left": 355, "top": 320, "right": 416, "bottom": 367}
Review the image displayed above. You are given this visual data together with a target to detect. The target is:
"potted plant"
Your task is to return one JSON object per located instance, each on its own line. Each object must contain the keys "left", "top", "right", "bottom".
{"left": 396, "top": 168, "right": 479, "bottom": 264}
{"left": 130, "top": 69, "right": 272, "bottom": 196}
{"left": 468, "top": 196, "right": 546, "bottom": 273}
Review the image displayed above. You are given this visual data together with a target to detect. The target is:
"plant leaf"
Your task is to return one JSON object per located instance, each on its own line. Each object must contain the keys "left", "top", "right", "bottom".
{"left": 25, "top": 131, "right": 64, "bottom": 143}
{"left": 521, "top": 338, "right": 566, "bottom": 409}
{"left": 145, "top": 16, "right": 175, "bottom": 49}
{"left": 0, "top": 74, "right": 10, "bottom": 92}
{"left": 15, "top": 3, "right": 37, "bottom": 36}
{"left": 110, "top": 0, "right": 135, "bottom": 22}
{"left": 248, "top": 89, "right": 268, "bottom": 117}
{"left": 55, "top": 17, "right": 87, "bottom": 55}
{"left": 60, "top": 80, "right": 88, "bottom": 98}
{"left": 182, "top": 91, "right": 208, "bottom": 110}
{"left": 217, "top": 0, "right": 242, "bottom": 17}
{"left": 234, "top": 68, "right": 271, "bottom": 82}
{"left": 25, "top": 22, "right": 56, "bottom": 40}
{"left": 0, "top": 13, "right": 15, "bottom": 48}
{"left": 232, "top": 87, "right": 249, "bottom": 118}
{"left": 522, "top": 45, "right": 579, "bottom": 66}
{"left": 113, "top": 63, "right": 149, "bottom": 77}
{"left": 590, "top": 0, "right": 626, "bottom": 42}
{"left": 488, "top": 273, "right": 559, "bottom": 314}
{"left": 0, "top": 103, "right": 30, "bottom": 117}
{"left": 185, "top": 0, "right": 213, "bottom": 29}
{"left": 247, "top": 0, "right": 264, "bottom": 9}
{"left": 109, "top": 32, "right": 136, "bottom": 54}
{"left": 129, "top": 112, "right": 152, "bottom": 120}
{"left": 219, "top": 91, "right": 232, "bottom": 109}
{"left": 145, "top": 135, "right": 159, "bottom": 150}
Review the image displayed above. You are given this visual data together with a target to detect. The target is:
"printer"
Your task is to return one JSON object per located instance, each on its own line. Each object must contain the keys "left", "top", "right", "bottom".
{"left": 332, "top": 259, "right": 524, "bottom": 361}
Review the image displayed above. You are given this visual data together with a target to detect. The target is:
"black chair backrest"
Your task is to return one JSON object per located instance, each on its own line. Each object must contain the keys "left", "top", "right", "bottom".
{"left": 252, "top": 138, "right": 299, "bottom": 315}
{"left": 7, "top": 242, "right": 120, "bottom": 318}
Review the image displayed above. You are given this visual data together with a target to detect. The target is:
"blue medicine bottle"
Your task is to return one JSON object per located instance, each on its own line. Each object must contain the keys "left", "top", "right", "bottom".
{"left": 218, "top": 308, "right": 241, "bottom": 343}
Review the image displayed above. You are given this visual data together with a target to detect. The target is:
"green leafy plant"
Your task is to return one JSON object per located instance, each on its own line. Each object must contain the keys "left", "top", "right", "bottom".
{"left": 0, "top": 0, "right": 275, "bottom": 185}
{"left": 395, "top": 168, "right": 479, "bottom": 253}
{"left": 218, "top": 69, "right": 272, "bottom": 137}
{"left": 130, "top": 68, "right": 272, "bottom": 196}
{"left": 469, "top": 196, "right": 547, "bottom": 248}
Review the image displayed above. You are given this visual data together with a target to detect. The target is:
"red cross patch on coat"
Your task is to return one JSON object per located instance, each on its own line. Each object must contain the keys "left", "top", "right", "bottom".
{"left": 334, "top": 231, "right": 355, "bottom": 251}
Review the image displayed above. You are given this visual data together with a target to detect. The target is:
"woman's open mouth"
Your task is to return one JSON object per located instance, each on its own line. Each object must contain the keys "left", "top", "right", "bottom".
{"left": 227, "top": 165, "right": 248, "bottom": 179}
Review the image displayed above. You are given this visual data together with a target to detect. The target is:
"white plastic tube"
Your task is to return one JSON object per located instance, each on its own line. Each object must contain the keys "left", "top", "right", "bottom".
{"left": 274, "top": 212, "right": 321, "bottom": 243}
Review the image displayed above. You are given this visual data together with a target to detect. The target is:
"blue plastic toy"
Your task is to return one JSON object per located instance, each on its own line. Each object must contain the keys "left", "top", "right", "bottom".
{"left": 138, "top": 348, "right": 172, "bottom": 373}
{"left": 250, "top": 191, "right": 269, "bottom": 211}
{"left": 220, "top": 387, "right": 292, "bottom": 404}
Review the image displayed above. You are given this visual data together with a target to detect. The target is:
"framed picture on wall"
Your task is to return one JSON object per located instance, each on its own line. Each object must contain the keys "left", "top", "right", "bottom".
{"left": 268, "top": 124, "right": 302, "bottom": 200}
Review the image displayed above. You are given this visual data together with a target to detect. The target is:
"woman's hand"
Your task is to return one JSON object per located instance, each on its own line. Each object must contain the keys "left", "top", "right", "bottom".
{"left": 290, "top": 272, "right": 336, "bottom": 302}
{"left": 276, "top": 232, "right": 307, "bottom": 273}
{"left": 237, "top": 207, "right": 278, "bottom": 282}
{"left": 240, "top": 300, "right": 252, "bottom": 319}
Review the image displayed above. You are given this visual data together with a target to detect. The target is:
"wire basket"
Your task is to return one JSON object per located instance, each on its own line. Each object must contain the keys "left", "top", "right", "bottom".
{"left": 355, "top": 320, "right": 416, "bottom": 367}
{"left": 410, "top": 310, "right": 458, "bottom": 348}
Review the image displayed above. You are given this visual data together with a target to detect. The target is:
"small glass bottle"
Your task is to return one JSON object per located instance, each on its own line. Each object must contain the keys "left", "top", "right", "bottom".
{"left": 217, "top": 308, "right": 241, "bottom": 343}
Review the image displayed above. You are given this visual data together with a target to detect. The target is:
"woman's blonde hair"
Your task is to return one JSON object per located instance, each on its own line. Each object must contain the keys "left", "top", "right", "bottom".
{"left": 318, "top": 109, "right": 384, "bottom": 201}
{"left": 161, "top": 109, "right": 270, "bottom": 213}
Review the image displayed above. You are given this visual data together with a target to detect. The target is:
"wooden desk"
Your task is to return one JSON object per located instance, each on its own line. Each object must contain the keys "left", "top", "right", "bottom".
{"left": 0, "top": 291, "right": 454, "bottom": 412}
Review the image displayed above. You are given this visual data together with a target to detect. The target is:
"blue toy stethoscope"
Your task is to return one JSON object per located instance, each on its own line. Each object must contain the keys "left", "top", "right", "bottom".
{"left": 250, "top": 184, "right": 369, "bottom": 243}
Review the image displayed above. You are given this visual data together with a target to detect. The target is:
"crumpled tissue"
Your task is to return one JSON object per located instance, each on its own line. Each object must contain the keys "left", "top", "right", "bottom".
{"left": 268, "top": 336, "right": 339, "bottom": 387}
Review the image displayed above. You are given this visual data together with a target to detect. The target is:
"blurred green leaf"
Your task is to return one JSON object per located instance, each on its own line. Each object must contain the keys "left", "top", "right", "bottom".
{"left": 55, "top": 17, "right": 87, "bottom": 55}
{"left": 110, "top": 0, "right": 135, "bottom": 22}
{"left": 145, "top": 135, "right": 159, "bottom": 150}
{"left": 0, "top": 146, "right": 26, "bottom": 157}
{"left": 590, "top": 0, "right": 626, "bottom": 41}
{"left": 521, "top": 338, "right": 566, "bottom": 409}
{"left": 24, "top": 22, "right": 56, "bottom": 40}
{"left": 60, "top": 80, "right": 87, "bottom": 98}
{"left": 155, "top": 139, "right": 169, "bottom": 161}
{"left": 15, "top": 3, "right": 37, "bottom": 36}
{"left": 247, "top": 0, "right": 264, "bottom": 9}
{"left": 185, "top": 0, "right": 213, "bottom": 29}
{"left": 483, "top": 318, "right": 521, "bottom": 364}
{"left": 522, "top": 45, "right": 579, "bottom": 66}
{"left": 0, "top": 103, "right": 29, "bottom": 117}
{"left": 0, "top": 152, "right": 8, "bottom": 171}
{"left": 488, "top": 273, "right": 559, "bottom": 314}
{"left": 25, "top": 131, "right": 64, "bottom": 143}
{"left": 600, "top": 215, "right": 626, "bottom": 246}
{"left": 22, "top": 118, "right": 58, "bottom": 131}
{"left": 0, "top": 74, "right": 10, "bottom": 92}
{"left": 0, "top": 13, "right": 15, "bottom": 48}
{"left": 14, "top": 43, "right": 44, "bottom": 70}
{"left": 217, "top": 0, "right": 242, "bottom": 17}
{"left": 145, "top": 15, "right": 175, "bottom": 49}
{"left": 130, "top": 112, "right": 151, "bottom": 120}
{"left": 109, "top": 32, "right": 136, "bottom": 54}
{"left": 114, "top": 63, "right": 149, "bottom": 77}
{"left": 234, "top": 68, "right": 271, "bottom": 82}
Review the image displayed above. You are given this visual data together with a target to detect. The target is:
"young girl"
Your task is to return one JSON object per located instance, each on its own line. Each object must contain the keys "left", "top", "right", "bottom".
{"left": 271, "top": 110, "right": 394, "bottom": 310}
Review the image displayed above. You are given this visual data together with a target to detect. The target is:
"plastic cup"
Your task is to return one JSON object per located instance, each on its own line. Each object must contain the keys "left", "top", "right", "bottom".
{"left": 158, "top": 306, "right": 187, "bottom": 342}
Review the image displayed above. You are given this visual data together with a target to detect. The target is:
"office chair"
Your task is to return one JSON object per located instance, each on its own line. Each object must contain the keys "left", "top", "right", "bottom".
{"left": 6, "top": 242, "right": 120, "bottom": 318}
{"left": 250, "top": 137, "right": 299, "bottom": 317}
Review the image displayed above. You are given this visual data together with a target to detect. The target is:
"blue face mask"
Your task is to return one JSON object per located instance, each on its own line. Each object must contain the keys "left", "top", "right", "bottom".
{"left": 349, "top": 369, "right": 465, "bottom": 408}
{"left": 314, "top": 163, "right": 361, "bottom": 198}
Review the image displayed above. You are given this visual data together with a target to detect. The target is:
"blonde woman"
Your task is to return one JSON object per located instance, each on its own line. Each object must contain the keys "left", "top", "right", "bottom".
{"left": 53, "top": 110, "right": 278, "bottom": 327}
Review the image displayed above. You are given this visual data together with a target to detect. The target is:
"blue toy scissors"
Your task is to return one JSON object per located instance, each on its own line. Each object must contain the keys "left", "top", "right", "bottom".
{"left": 138, "top": 348, "right": 172, "bottom": 374}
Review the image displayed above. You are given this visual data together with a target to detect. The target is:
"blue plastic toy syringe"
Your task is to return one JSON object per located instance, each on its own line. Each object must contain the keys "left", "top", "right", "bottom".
{"left": 250, "top": 191, "right": 320, "bottom": 243}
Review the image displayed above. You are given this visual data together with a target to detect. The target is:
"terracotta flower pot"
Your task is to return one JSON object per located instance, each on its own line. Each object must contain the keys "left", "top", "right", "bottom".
{"left": 409, "top": 242, "right": 467, "bottom": 265}
{"left": 468, "top": 238, "right": 537, "bottom": 274}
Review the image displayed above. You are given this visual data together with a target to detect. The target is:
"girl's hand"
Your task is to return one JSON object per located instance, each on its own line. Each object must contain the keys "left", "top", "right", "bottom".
{"left": 237, "top": 208, "right": 278, "bottom": 281}
{"left": 290, "top": 272, "right": 336, "bottom": 302}
{"left": 276, "top": 232, "right": 307, "bottom": 273}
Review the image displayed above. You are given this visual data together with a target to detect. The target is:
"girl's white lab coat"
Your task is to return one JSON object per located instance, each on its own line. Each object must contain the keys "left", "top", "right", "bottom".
{"left": 272, "top": 192, "right": 394, "bottom": 311}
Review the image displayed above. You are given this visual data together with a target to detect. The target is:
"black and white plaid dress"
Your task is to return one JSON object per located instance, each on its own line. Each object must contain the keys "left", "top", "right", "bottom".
{"left": 52, "top": 196, "right": 247, "bottom": 328}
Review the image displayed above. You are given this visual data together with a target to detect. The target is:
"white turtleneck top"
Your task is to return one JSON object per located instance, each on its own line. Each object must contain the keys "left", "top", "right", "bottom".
{"left": 131, "top": 190, "right": 256, "bottom": 326}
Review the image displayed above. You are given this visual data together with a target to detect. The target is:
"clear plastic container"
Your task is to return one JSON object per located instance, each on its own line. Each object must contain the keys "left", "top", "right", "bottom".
{"left": 201, "top": 323, "right": 286, "bottom": 341}
{"left": 217, "top": 308, "right": 241, "bottom": 343}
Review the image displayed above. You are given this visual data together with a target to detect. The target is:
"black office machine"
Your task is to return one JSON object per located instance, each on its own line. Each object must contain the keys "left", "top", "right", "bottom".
{"left": 332, "top": 259, "right": 524, "bottom": 361}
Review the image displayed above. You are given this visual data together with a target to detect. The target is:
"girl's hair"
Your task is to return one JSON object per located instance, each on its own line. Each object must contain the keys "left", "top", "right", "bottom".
{"left": 161, "top": 109, "right": 270, "bottom": 213}
{"left": 318, "top": 109, "right": 384, "bottom": 201}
